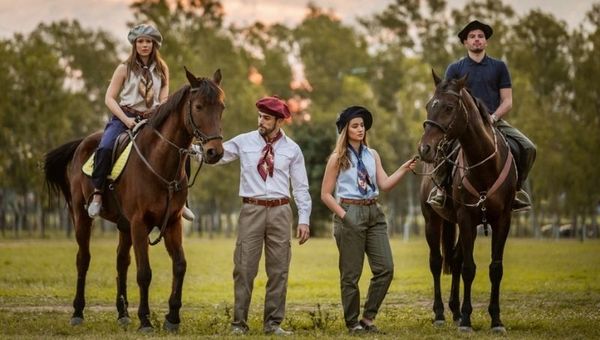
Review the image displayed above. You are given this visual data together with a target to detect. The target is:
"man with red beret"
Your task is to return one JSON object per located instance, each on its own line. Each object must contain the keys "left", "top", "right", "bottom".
{"left": 214, "top": 96, "right": 311, "bottom": 335}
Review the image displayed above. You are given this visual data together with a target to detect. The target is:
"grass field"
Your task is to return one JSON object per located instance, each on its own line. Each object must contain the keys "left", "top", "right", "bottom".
{"left": 1, "top": 235, "right": 599, "bottom": 339}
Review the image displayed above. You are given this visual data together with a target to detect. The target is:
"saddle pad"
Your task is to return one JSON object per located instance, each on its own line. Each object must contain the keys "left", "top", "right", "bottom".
{"left": 82, "top": 142, "right": 133, "bottom": 180}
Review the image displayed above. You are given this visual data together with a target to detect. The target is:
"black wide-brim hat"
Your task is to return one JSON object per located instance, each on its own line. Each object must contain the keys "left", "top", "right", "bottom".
{"left": 335, "top": 106, "right": 373, "bottom": 133}
{"left": 458, "top": 20, "right": 493, "bottom": 43}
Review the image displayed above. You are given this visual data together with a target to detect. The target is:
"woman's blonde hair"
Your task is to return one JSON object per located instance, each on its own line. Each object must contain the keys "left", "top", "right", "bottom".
{"left": 125, "top": 41, "right": 168, "bottom": 87}
{"left": 332, "top": 123, "right": 369, "bottom": 172}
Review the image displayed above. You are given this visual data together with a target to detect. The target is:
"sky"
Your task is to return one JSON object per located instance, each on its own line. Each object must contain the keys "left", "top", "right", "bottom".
{"left": 0, "top": 0, "right": 594, "bottom": 43}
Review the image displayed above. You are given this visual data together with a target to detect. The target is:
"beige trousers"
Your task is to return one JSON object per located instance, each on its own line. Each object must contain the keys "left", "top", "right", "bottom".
{"left": 232, "top": 202, "right": 293, "bottom": 331}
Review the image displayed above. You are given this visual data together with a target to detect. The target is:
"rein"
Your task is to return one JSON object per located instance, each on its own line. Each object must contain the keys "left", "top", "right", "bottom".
{"left": 126, "top": 86, "right": 218, "bottom": 245}
{"left": 418, "top": 89, "right": 505, "bottom": 205}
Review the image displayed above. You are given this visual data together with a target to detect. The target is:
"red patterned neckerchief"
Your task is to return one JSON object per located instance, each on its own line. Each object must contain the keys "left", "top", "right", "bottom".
{"left": 257, "top": 130, "right": 283, "bottom": 181}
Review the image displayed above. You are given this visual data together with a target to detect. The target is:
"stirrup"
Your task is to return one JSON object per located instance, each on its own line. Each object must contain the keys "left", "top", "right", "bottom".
{"left": 427, "top": 187, "right": 446, "bottom": 207}
{"left": 182, "top": 206, "right": 195, "bottom": 221}
{"left": 512, "top": 190, "right": 531, "bottom": 212}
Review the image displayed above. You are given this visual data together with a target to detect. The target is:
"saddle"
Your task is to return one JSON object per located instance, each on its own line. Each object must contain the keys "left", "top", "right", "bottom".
{"left": 82, "top": 120, "right": 147, "bottom": 180}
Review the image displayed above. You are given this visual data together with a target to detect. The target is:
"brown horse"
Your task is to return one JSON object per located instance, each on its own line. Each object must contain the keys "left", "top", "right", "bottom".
{"left": 418, "top": 71, "right": 516, "bottom": 334}
{"left": 43, "top": 68, "right": 225, "bottom": 332}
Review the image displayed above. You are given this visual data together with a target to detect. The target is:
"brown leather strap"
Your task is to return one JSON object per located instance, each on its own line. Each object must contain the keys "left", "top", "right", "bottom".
{"left": 242, "top": 197, "right": 290, "bottom": 207}
{"left": 339, "top": 198, "right": 378, "bottom": 206}
{"left": 458, "top": 149, "right": 514, "bottom": 198}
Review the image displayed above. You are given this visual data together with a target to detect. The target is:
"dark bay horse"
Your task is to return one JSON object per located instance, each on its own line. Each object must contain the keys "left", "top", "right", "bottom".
{"left": 418, "top": 71, "right": 517, "bottom": 334}
{"left": 43, "top": 68, "right": 225, "bottom": 332}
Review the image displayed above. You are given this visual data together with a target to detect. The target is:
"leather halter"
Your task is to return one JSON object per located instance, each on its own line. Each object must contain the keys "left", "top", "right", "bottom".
{"left": 187, "top": 87, "right": 223, "bottom": 144}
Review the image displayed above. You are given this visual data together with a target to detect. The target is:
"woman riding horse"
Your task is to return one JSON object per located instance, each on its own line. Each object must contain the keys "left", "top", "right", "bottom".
{"left": 43, "top": 67, "right": 224, "bottom": 332}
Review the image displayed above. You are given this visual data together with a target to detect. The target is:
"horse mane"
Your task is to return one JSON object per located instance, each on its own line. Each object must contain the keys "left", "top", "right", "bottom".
{"left": 149, "top": 78, "right": 224, "bottom": 129}
{"left": 442, "top": 78, "right": 492, "bottom": 129}
{"left": 149, "top": 85, "right": 190, "bottom": 128}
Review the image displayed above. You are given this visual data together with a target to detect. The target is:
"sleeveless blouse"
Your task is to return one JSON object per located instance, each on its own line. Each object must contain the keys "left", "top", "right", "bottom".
{"left": 336, "top": 146, "right": 379, "bottom": 199}
{"left": 118, "top": 62, "right": 163, "bottom": 112}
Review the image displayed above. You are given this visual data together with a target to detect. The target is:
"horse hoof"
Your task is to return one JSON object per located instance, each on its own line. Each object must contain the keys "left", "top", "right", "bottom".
{"left": 138, "top": 326, "right": 154, "bottom": 333}
{"left": 458, "top": 326, "right": 473, "bottom": 333}
{"left": 117, "top": 316, "right": 131, "bottom": 327}
{"left": 491, "top": 326, "right": 507, "bottom": 335}
{"left": 163, "top": 319, "right": 180, "bottom": 333}
{"left": 433, "top": 320, "right": 445, "bottom": 327}
{"left": 70, "top": 317, "right": 84, "bottom": 326}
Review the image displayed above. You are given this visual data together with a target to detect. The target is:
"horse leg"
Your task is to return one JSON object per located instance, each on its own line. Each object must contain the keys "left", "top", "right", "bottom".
{"left": 131, "top": 220, "right": 153, "bottom": 332}
{"left": 488, "top": 216, "right": 510, "bottom": 334}
{"left": 116, "top": 226, "right": 132, "bottom": 326}
{"left": 458, "top": 224, "right": 477, "bottom": 332}
{"left": 424, "top": 211, "right": 445, "bottom": 325}
{"left": 449, "top": 234, "right": 462, "bottom": 324}
{"left": 71, "top": 205, "right": 92, "bottom": 325}
{"left": 162, "top": 219, "right": 186, "bottom": 332}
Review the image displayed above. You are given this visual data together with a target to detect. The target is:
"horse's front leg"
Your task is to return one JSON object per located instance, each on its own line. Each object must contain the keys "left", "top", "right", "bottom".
{"left": 424, "top": 210, "right": 445, "bottom": 325}
{"left": 489, "top": 216, "right": 510, "bottom": 334}
{"left": 71, "top": 207, "right": 93, "bottom": 325}
{"left": 116, "top": 225, "right": 132, "bottom": 327}
{"left": 449, "top": 235, "right": 462, "bottom": 324}
{"left": 458, "top": 221, "right": 477, "bottom": 332}
{"left": 163, "top": 218, "right": 186, "bottom": 332}
{"left": 131, "top": 219, "right": 153, "bottom": 332}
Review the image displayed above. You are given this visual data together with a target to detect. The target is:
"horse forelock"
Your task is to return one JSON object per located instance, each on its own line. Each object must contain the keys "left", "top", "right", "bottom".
{"left": 190, "top": 78, "right": 224, "bottom": 105}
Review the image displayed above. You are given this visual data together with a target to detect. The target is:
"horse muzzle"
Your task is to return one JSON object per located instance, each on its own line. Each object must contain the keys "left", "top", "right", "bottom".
{"left": 203, "top": 144, "right": 224, "bottom": 164}
{"left": 418, "top": 143, "right": 436, "bottom": 163}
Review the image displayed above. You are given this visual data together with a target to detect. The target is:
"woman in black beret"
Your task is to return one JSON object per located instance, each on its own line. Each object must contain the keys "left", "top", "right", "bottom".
{"left": 321, "top": 106, "right": 417, "bottom": 334}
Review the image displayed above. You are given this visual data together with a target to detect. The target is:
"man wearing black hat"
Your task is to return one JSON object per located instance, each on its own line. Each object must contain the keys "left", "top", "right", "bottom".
{"left": 212, "top": 96, "right": 311, "bottom": 336}
{"left": 428, "top": 20, "right": 536, "bottom": 211}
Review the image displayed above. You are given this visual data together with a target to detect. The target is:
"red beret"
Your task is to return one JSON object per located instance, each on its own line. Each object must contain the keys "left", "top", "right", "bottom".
{"left": 256, "top": 96, "right": 290, "bottom": 119}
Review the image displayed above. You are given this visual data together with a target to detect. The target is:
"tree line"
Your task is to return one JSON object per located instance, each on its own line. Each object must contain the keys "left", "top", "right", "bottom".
{"left": 1, "top": 0, "right": 598, "bottom": 239}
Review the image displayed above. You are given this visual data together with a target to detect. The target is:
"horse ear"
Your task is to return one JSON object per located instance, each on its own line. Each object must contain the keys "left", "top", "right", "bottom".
{"left": 213, "top": 69, "right": 222, "bottom": 86}
{"left": 456, "top": 73, "right": 469, "bottom": 89}
{"left": 432, "top": 69, "right": 442, "bottom": 86}
{"left": 184, "top": 66, "right": 200, "bottom": 87}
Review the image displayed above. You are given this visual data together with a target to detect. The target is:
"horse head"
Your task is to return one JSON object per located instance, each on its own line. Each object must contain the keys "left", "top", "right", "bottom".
{"left": 184, "top": 67, "right": 225, "bottom": 164}
{"left": 418, "top": 69, "right": 469, "bottom": 163}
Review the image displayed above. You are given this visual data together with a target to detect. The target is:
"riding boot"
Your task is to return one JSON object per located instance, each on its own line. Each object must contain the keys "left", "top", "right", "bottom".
{"left": 89, "top": 148, "right": 113, "bottom": 217}
{"left": 512, "top": 147, "right": 536, "bottom": 212}
{"left": 181, "top": 158, "right": 195, "bottom": 221}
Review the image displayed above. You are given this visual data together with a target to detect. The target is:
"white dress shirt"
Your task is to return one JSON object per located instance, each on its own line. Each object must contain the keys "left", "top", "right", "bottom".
{"left": 216, "top": 129, "right": 312, "bottom": 225}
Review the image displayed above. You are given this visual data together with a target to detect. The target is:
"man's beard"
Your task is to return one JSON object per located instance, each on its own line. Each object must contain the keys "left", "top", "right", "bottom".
{"left": 470, "top": 46, "right": 484, "bottom": 54}
{"left": 258, "top": 124, "right": 277, "bottom": 137}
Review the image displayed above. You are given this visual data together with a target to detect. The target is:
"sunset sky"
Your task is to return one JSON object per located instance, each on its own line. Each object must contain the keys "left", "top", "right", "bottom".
{"left": 0, "top": 0, "right": 593, "bottom": 43}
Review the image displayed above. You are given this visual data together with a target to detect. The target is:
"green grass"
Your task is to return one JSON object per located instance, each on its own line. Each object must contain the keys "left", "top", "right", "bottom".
{"left": 1, "top": 236, "right": 599, "bottom": 338}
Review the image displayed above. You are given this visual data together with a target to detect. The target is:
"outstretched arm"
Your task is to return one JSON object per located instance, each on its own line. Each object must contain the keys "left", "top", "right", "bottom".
{"left": 373, "top": 150, "right": 417, "bottom": 192}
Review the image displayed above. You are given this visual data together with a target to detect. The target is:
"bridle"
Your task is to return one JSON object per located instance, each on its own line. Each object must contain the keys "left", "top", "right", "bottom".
{"left": 422, "top": 89, "right": 468, "bottom": 138}
{"left": 187, "top": 87, "right": 223, "bottom": 144}
{"left": 125, "top": 84, "right": 223, "bottom": 245}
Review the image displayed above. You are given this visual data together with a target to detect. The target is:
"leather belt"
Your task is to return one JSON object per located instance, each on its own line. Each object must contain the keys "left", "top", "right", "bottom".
{"left": 243, "top": 197, "right": 289, "bottom": 207}
{"left": 340, "top": 198, "right": 378, "bottom": 206}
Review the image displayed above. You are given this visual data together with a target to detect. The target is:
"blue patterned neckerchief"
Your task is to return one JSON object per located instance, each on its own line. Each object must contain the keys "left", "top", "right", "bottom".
{"left": 348, "top": 144, "right": 376, "bottom": 195}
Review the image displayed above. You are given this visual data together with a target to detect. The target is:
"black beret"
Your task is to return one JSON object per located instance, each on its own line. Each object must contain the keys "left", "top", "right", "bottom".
{"left": 335, "top": 106, "right": 373, "bottom": 133}
{"left": 458, "top": 20, "right": 493, "bottom": 43}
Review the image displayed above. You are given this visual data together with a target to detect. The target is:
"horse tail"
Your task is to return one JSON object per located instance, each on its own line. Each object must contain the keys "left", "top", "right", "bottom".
{"left": 44, "top": 138, "right": 83, "bottom": 207}
{"left": 441, "top": 220, "right": 457, "bottom": 274}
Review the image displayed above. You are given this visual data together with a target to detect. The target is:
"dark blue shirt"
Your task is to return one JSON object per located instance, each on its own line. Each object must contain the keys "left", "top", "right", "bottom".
{"left": 445, "top": 55, "right": 511, "bottom": 113}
